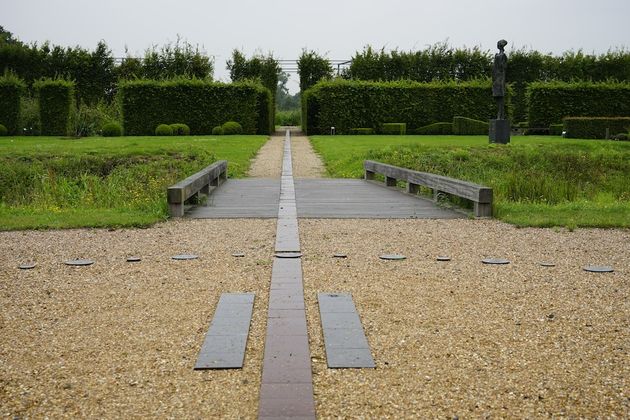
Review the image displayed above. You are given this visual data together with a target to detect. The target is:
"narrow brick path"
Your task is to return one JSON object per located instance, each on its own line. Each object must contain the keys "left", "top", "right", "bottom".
{"left": 258, "top": 131, "right": 316, "bottom": 419}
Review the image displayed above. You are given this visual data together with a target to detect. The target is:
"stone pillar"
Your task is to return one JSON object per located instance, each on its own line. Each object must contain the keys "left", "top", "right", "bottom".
{"left": 489, "top": 119, "right": 511, "bottom": 144}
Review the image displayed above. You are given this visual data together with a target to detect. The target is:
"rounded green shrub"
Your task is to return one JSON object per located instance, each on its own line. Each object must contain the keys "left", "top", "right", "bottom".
{"left": 155, "top": 124, "right": 173, "bottom": 136}
{"left": 0, "top": 124, "right": 8, "bottom": 136}
{"left": 221, "top": 121, "right": 243, "bottom": 135}
{"left": 212, "top": 126, "right": 224, "bottom": 135}
{"left": 170, "top": 123, "right": 190, "bottom": 136}
{"left": 102, "top": 122, "right": 123, "bottom": 137}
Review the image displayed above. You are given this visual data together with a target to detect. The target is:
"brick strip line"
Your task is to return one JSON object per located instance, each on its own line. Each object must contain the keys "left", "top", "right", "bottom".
{"left": 258, "top": 131, "right": 316, "bottom": 419}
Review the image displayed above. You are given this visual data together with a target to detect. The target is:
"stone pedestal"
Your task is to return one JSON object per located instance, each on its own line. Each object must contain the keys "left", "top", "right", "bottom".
{"left": 489, "top": 119, "right": 511, "bottom": 144}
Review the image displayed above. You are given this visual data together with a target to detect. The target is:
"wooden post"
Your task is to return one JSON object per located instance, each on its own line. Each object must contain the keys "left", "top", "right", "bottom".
{"left": 169, "top": 202, "right": 184, "bottom": 217}
{"left": 474, "top": 202, "right": 492, "bottom": 218}
{"left": 406, "top": 182, "right": 419, "bottom": 194}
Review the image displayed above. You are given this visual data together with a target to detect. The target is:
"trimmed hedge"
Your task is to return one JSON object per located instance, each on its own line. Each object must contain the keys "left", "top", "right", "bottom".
{"left": 120, "top": 79, "right": 273, "bottom": 135}
{"left": 549, "top": 124, "right": 563, "bottom": 136}
{"left": 0, "top": 73, "right": 25, "bottom": 135}
{"left": 350, "top": 128, "right": 374, "bottom": 135}
{"left": 0, "top": 124, "right": 7, "bottom": 136}
{"left": 452, "top": 116, "right": 489, "bottom": 135}
{"left": 527, "top": 81, "right": 630, "bottom": 127}
{"left": 303, "top": 79, "right": 500, "bottom": 135}
{"left": 563, "top": 117, "right": 630, "bottom": 139}
{"left": 34, "top": 79, "right": 75, "bottom": 136}
{"left": 381, "top": 122, "right": 406, "bottom": 135}
{"left": 155, "top": 124, "right": 173, "bottom": 136}
{"left": 412, "top": 122, "right": 453, "bottom": 135}
{"left": 102, "top": 122, "right": 122, "bottom": 137}
{"left": 222, "top": 121, "right": 243, "bottom": 135}
{"left": 170, "top": 123, "right": 190, "bottom": 135}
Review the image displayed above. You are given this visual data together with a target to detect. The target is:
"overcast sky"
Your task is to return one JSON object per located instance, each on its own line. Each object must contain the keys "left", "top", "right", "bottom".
{"left": 3, "top": 0, "right": 629, "bottom": 93}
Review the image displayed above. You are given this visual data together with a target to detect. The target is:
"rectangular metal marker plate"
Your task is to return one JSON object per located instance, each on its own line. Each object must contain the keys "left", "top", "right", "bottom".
{"left": 194, "top": 293, "right": 255, "bottom": 369}
{"left": 318, "top": 292, "right": 375, "bottom": 368}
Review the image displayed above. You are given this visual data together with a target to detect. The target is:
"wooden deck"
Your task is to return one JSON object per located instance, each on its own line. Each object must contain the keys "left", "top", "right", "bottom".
{"left": 186, "top": 178, "right": 464, "bottom": 219}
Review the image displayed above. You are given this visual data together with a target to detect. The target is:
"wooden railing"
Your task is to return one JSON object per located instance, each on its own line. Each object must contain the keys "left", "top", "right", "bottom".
{"left": 167, "top": 160, "right": 228, "bottom": 217}
{"left": 364, "top": 160, "right": 493, "bottom": 217}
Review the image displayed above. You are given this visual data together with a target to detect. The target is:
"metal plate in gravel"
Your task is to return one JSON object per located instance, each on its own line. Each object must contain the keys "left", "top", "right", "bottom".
{"left": 231, "top": 252, "right": 245, "bottom": 257}
{"left": 333, "top": 253, "right": 348, "bottom": 258}
{"left": 539, "top": 262, "right": 556, "bottom": 267}
{"left": 482, "top": 258, "right": 510, "bottom": 265}
{"left": 583, "top": 266, "right": 614, "bottom": 273}
{"left": 275, "top": 252, "right": 302, "bottom": 258}
{"left": 194, "top": 293, "right": 255, "bottom": 369}
{"left": 318, "top": 292, "right": 375, "bottom": 368}
{"left": 379, "top": 254, "right": 406, "bottom": 261}
{"left": 126, "top": 256, "right": 142, "bottom": 262}
{"left": 18, "top": 263, "right": 36, "bottom": 270}
{"left": 64, "top": 259, "right": 94, "bottom": 266}
{"left": 172, "top": 254, "right": 198, "bottom": 260}
{"left": 437, "top": 256, "right": 451, "bottom": 261}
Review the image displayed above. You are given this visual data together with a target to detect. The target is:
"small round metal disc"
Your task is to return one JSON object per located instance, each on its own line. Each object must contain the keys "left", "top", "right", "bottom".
{"left": 275, "top": 252, "right": 302, "bottom": 258}
{"left": 539, "top": 262, "right": 556, "bottom": 267}
{"left": 333, "top": 253, "right": 347, "bottom": 258}
{"left": 126, "top": 256, "right": 142, "bottom": 262}
{"left": 19, "top": 263, "right": 36, "bottom": 270}
{"left": 231, "top": 253, "right": 245, "bottom": 257}
{"left": 583, "top": 266, "right": 614, "bottom": 273}
{"left": 171, "top": 254, "right": 198, "bottom": 260}
{"left": 481, "top": 258, "right": 510, "bottom": 265}
{"left": 64, "top": 259, "right": 94, "bottom": 266}
{"left": 437, "top": 256, "right": 451, "bottom": 261}
{"left": 380, "top": 254, "right": 406, "bottom": 260}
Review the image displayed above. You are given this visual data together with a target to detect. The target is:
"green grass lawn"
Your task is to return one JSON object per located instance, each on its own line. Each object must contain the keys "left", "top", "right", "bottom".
{"left": 0, "top": 135, "right": 267, "bottom": 230}
{"left": 310, "top": 135, "right": 630, "bottom": 228}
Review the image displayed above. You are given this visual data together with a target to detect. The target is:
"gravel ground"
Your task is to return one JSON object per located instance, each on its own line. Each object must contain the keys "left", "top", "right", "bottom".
{"left": 2, "top": 219, "right": 626, "bottom": 418}
{"left": 291, "top": 135, "right": 325, "bottom": 178}
{"left": 0, "top": 220, "right": 276, "bottom": 418}
{"left": 246, "top": 135, "right": 283, "bottom": 178}
{"left": 299, "top": 218, "right": 629, "bottom": 418}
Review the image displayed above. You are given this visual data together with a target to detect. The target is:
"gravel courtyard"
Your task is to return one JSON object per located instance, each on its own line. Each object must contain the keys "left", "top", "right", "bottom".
{"left": 1, "top": 218, "right": 628, "bottom": 418}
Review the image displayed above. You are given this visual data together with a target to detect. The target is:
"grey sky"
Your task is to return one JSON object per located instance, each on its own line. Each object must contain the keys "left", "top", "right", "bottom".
{"left": 3, "top": 0, "right": 629, "bottom": 93}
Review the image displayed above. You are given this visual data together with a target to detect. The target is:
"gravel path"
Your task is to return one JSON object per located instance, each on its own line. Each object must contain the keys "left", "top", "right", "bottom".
{"left": 2, "top": 219, "right": 627, "bottom": 418}
{"left": 247, "top": 135, "right": 284, "bottom": 178}
{"left": 290, "top": 134, "right": 325, "bottom": 178}
{"left": 1, "top": 220, "right": 275, "bottom": 418}
{"left": 299, "top": 219, "right": 629, "bottom": 418}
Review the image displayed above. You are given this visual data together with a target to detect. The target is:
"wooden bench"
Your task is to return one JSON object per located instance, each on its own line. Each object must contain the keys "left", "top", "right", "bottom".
{"left": 364, "top": 160, "right": 493, "bottom": 217}
{"left": 167, "top": 160, "right": 228, "bottom": 217}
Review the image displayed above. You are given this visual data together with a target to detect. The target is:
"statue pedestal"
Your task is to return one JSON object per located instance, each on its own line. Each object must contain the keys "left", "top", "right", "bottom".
{"left": 489, "top": 119, "right": 511, "bottom": 144}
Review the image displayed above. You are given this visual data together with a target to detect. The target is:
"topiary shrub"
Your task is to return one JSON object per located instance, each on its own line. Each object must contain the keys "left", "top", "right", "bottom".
{"left": 452, "top": 116, "right": 489, "bottom": 135}
{"left": 350, "top": 128, "right": 374, "bottom": 135}
{"left": 549, "top": 124, "right": 563, "bottom": 136}
{"left": 381, "top": 122, "right": 407, "bottom": 135}
{"left": 155, "top": 124, "right": 173, "bottom": 136}
{"left": 0, "top": 72, "right": 26, "bottom": 135}
{"left": 34, "top": 78, "right": 75, "bottom": 136}
{"left": 413, "top": 122, "right": 453, "bottom": 135}
{"left": 0, "top": 124, "right": 8, "bottom": 136}
{"left": 102, "top": 122, "right": 123, "bottom": 137}
{"left": 612, "top": 133, "right": 628, "bottom": 141}
{"left": 170, "top": 123, "right": 190, "bottom": 135}
{"left": 563, "top": 117, "right": 630, "bottom": 139}
{"left": 222, "top": 121, "right": 243, "bottom": 135}
{"left": 212, "top": 126, "right": 224, "bottom": 135}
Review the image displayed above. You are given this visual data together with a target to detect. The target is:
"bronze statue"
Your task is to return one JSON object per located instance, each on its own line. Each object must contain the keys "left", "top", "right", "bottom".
{"left": 492, "top": 39, "right": 508, "bottom": 120}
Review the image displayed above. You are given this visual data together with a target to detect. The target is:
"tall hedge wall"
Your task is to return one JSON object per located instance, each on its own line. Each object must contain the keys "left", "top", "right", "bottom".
{"left": 119, "top": 79, "right": 273, "bottom": 135}
{"left": 0, "top": 73, "right": 25, "bottom": 135}
{"left": 34, "top": 79, "right": 75, "bottom": 136}
{"left": 527, "top": 81, "right": 630, "bottom": 127}
{"left": 303, "top": 79, "right": 501, "bottom": 135}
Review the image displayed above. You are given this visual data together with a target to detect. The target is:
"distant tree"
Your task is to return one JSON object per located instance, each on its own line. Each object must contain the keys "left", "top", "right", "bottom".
{"left": 297, "top": 49, "right": 333, "bottom": 92}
